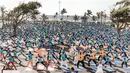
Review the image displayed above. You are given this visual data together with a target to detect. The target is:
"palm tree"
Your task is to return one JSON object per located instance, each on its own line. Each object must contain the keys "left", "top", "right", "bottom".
{"left": 54, "top": 12, "right": 58, "bottom": 21}
{"left": 116, "top": 0, "right": 130, "bottom": 6}
{"left": 96, "top": 11, "right": 104, "bottom": 24}
{"left": 111, "top": 0, "right": 130, "bottom": 35}
{"left": 54, "top": 15, "right": 56, "bottom": 20}
{"left": 55, "top": 12, "right": 58, "bottom": 20}
{"left": 100, "top": 11, "right": 104, "bottom": 24}
{"left": 104, "top": 14, "right": 107, "bottom": 24}
{"left": 41, "top": 13, "right": 48, "bottom": 24}
{"left": 87, "top": 10, "right": 92, "bottom": 17}
{"left": 87, "top": 10, "right": 92, "bottom": 22}
{"left": 31, "top": 10, "right": 40, "bottom": 24}
{"left": 61, "top": 8, "right": 67, "bottom": 21}
{"left": 73, "top": 14, "right": 79, "bottom": 22}
{"left": 96, "top": 12, "right": 100, "bottom": 22}
{"left": 92, "top": 15, "right": 97, "bottom": 22}
{"left": 81, "top": 12, "right": 88, "bottom": 23}
{"left": 67, "top": 15, "right": 69, "bottom": 21}
{"left": 9, "top": 1, "right": 42, "bottom": 37}
{"left": 0, "top": 6, "right": 6, "bottom": 25}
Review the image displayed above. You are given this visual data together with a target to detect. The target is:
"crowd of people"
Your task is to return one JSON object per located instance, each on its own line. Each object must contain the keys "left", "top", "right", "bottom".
{"left": 0, "top": 22, "right": 130, "bottom": 73}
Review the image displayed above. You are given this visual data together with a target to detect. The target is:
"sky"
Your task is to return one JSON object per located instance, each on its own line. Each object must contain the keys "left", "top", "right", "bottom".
{"left": 0, "top": 0, "right": 121, "bottom": 16}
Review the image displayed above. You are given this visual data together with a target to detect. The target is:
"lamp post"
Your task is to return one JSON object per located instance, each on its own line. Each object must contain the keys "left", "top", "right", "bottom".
{"left": 104, "top": 10, "right": 106, "bottom": 24}
{"left": 58, "top": 1, "right": 61, "bottom": 21}
{"left": 59, "top": 1, "right": 61, "bottom": 15}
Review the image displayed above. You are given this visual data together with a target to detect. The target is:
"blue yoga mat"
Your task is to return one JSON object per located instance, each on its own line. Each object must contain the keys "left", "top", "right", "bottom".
{"left": 123, "top": 67, "right": 130, "bottom": 72}
{"left": 101, "top": 60, "right": 106, "bottom": 64}
{"left": 105, "top": 65, "right": 116, "bottom": 72}
{"left": 90, "top": 65, "right": 97, "bottom": 71}
{"left": 114, "top": 60, "right": 122, "bottom": 67}
{"left": 60, "top": 66, "right": 69, "bottom": 71}
{"left": 90, "top": 61, "right": 97, "bottom": 65}
{"left": 79, "top": 66, "right": 84, "bottom": 69}
{"left": 77, "top": 66, "right": 84, "bottom": 71}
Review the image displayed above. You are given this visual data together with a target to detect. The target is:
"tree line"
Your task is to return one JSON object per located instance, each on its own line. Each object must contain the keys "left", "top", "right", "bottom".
{"left": 0, "top": 0, "right": 129, "bottom": 37}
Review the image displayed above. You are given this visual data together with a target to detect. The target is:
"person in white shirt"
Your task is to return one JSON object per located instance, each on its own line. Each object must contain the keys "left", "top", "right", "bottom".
{"left": 96, "top": 62, "right": 103, "bottom": 73}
